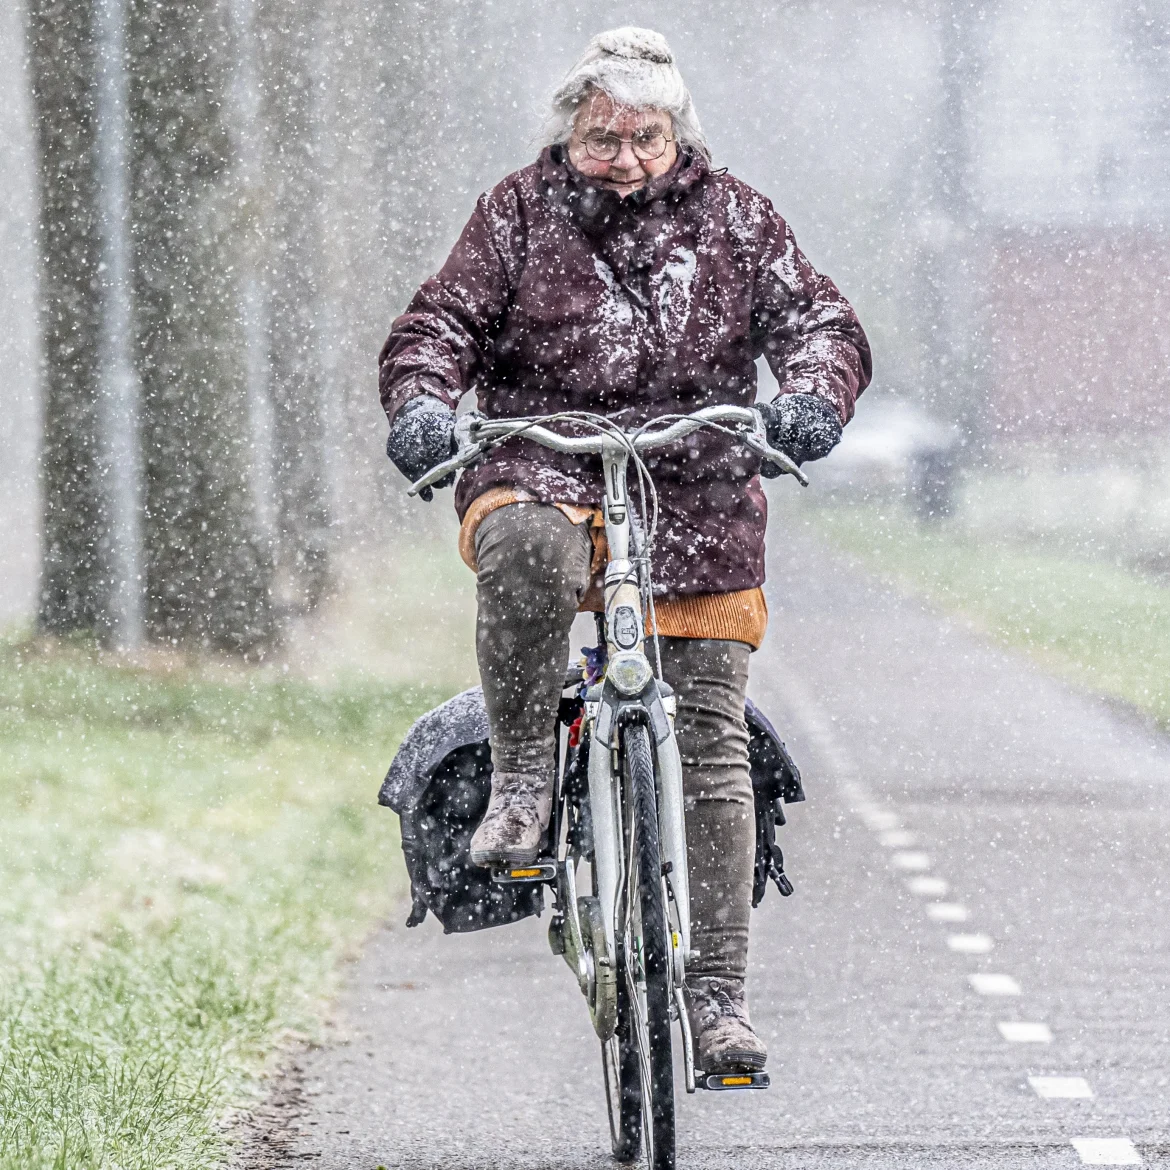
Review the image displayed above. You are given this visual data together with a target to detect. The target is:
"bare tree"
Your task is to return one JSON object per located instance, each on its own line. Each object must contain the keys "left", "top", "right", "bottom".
{"left": 29, "top": 0, "right": 280, "bottom": 653}
{"left": 27, "top": 0, "right": 519, "bottom": 651}
{"left": 257, "top": 0, "right": 333, "bottom": 613}
{"left": 28, "top": 0, "right": 109, "bottom": 637}
{"left": 127, "top": 0, "right": 276, "bottom": 653}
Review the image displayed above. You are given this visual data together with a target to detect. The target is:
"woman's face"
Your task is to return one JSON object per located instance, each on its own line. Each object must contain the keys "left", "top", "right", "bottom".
{"left": 567, "top": 90, "right": 678, "bottom": 198}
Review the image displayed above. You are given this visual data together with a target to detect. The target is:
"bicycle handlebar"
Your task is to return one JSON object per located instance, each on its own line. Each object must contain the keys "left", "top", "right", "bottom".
{"left": 407, "top": 404, "right": 809, "bottom": 496}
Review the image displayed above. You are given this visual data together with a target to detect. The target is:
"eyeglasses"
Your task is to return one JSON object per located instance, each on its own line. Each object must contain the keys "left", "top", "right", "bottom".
{"left": 577, "top": 129, "right": 674, "bottom": 163}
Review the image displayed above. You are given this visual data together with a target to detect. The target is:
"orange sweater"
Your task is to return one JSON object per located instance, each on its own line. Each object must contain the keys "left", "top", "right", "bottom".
{"left": 458, "top": 489, "right": 767, "bottom": 650}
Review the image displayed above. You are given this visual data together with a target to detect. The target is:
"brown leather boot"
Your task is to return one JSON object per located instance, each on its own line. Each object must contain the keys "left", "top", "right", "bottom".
{"left": 468, "top": 771, "right": 552, "bottom": 869}
{"left": 686, "top": 976, "right": 768, "bottom": 1073}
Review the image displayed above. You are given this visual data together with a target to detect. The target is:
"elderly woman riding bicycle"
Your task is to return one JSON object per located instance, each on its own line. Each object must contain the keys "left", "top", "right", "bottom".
{"left": 379, "top": 26, "right": 871, "bottom": 1076}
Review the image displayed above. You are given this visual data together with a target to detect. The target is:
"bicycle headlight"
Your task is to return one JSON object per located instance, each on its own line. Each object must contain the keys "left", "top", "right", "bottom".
{"left": 606, "top": 651, "right": 653, "bottom": 697}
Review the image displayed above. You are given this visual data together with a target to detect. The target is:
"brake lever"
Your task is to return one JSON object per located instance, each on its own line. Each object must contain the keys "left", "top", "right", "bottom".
{"left": 742, "top": 416, "right": 809, "bottom": 487}
{"left": 406, "top": 413, "right": 488, "bottom": 497}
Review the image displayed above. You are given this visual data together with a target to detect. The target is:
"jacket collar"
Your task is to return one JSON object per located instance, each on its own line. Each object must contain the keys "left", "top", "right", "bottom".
{"left": 540, "top": 143, "right": 708, "bottom": 236}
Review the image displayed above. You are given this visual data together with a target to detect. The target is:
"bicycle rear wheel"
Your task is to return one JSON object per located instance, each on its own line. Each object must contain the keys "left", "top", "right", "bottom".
{"left": 623, "top": 722, "right": 675, "bottom": 1170}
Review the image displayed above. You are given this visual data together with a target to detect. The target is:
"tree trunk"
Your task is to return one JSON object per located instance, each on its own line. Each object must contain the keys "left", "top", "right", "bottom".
{"left": 28, "top": 0, "right": 452, "bottom": 652}
{"left": 258, "top": 0, "right": 332, "bottom": 615}
{"left": 923, "top": 0, "right": 996, "bottom": 435}
{"left": 28, "top": 0, "right": 109, "bottom": 636}
{"left": 127, "top": 0, "right": 275, "bottom": 654}
{"left": 228, "top": 0, "right": 279, "bottom": 579}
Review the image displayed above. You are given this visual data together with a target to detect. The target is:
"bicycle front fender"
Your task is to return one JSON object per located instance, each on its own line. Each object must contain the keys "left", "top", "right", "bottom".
{"left": 587, "top": 703, "right": 692, "bottom": 984}
{"left": 654, "top": 728, "right": 692, "bottom": 977}
{"left": 586, "top": 728, "right": 621, "bottom": 963}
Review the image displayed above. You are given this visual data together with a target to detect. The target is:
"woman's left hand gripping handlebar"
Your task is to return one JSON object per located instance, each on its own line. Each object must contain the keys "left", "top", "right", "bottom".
{"left": 742, "top": 407, "right": 810, "bottom": 486}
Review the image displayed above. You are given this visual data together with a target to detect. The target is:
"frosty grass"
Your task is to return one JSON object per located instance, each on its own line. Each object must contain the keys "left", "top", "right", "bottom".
{"left": 815, "top": 502, "right": 1170, "bottom": 726}
{"left": 0, "top": 637, "right": 438, "bottom": 1168}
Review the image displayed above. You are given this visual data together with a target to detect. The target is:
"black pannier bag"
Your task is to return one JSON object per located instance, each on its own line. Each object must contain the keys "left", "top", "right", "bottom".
{"left": 380, "top": 687, "right": 805, "bottom": 934}
{"left": 378, "top": 687, "right": 544, "bottom": 934}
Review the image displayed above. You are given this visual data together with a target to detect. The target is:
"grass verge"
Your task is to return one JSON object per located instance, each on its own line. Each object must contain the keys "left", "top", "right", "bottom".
{"left": 0, "top": 637, "right": 440, "bottom": 1169}
{"left": 811, "top": 502, "right": 1170, "bottom": 727}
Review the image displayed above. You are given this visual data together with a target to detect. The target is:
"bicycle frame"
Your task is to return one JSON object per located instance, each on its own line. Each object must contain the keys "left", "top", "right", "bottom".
{"left": 584, "top": 430, "right": 691, "bottom": 994}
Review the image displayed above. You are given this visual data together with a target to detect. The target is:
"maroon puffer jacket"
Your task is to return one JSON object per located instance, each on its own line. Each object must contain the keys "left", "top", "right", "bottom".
{"left": 379, "top": 146, "right": 871, "bottom": 595}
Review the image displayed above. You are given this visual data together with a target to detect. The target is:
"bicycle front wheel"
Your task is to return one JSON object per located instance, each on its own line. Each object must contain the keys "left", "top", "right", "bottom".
{"left": 602, "top": 970, "right": 641, "bottom": 1162}
{"left": 622, "top": 721, "right": 675, "bottom": 1170}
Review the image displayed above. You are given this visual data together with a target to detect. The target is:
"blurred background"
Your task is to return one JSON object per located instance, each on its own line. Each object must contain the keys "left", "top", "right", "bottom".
{"left": 3, "top": 6, "right": 1169, "bottom": 1160}
{"left": 2, "top": 0, "right": 1169, "bottom": 677}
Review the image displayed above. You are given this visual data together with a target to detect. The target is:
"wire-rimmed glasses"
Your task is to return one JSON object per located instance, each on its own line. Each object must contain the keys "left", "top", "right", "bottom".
{"left": 577, "top": 130, "right": 674, "bottom": 163}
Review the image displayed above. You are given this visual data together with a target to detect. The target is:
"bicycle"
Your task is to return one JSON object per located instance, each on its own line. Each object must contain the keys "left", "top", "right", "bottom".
{"left": 409, "top": 405, "right": 804, "bottom": 1169}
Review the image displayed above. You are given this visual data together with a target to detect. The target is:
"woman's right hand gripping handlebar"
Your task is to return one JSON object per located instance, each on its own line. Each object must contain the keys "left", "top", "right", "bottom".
{"left": 385, "top": 395, "right": 458, "bottom": 502}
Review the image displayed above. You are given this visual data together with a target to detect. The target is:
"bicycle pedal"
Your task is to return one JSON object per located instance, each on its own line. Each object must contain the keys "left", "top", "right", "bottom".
{"left": 696, "top": 1070, "right": 770, "bottom": 1091}
{"left": 491, "top": 860, "right": 557, "bottom": 884}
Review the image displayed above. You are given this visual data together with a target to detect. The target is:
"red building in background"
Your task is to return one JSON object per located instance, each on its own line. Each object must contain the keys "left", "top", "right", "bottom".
{"left": 986, "top": 230, "right": 1170, "bottom": 438}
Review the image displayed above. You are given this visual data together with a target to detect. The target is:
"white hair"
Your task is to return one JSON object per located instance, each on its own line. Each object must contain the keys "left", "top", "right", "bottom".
{"left": 543, "top": 27, "right": 711, "bottom": 164}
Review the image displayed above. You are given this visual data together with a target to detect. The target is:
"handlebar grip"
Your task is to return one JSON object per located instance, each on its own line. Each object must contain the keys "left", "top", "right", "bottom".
{"left": 406, "top": 411, "right": 491, "bottom": 497}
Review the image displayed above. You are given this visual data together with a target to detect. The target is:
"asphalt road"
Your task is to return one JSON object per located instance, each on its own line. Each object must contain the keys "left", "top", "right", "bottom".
{"left": 240, "top": 531, "right": 1170, "bottom": 1169}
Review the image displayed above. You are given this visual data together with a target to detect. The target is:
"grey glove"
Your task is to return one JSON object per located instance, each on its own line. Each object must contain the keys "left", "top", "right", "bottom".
{"left": 386, "top": 396, "right": 457, "bottom": 501}
{"left": 757, "top": 392, "right": 842, "bottom": 477}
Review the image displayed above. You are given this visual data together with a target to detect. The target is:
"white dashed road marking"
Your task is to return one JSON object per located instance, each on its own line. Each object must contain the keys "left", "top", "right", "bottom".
{"left": 926, "top": 902, "right": 969, "bottom": 922}
{"left": 782, "top": 680, "right": 1137, "bottom": 1165}
{"left": 891, "top": 851, "right": 931, "bottom": 871}
{"left": 997, "top": 1021, "right": 1053, "bottom": 1043}
{"left": 1070, "top": 1138, "right": 1143, "bottom": 1165}
{"left": 969, "top": 973, "right": 1022, "bottom": 996}
{"left": 1029, "top": 1076, "right": 1094, "bottom": 1099}
{"left": 947, "top": 933, "right": 994, "bottom": 954}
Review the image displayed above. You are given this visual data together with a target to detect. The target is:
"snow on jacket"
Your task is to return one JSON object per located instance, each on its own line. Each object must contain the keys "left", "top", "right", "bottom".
{"left": 379, "top": 145, "right": 871, "bottom": 596}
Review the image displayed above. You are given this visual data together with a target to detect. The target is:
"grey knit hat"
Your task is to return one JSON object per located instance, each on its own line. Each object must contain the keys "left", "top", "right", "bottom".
{"left": 543, "top": 27, "right": 710, "bottom": 163}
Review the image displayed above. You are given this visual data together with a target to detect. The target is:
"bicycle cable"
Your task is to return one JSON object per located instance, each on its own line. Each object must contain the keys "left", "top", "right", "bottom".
{"left": 466, "top": 408, "right": 752, "bottom": 680}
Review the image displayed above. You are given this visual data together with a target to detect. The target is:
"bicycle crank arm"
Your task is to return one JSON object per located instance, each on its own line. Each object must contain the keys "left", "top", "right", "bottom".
{"left": 676, "top": 986, "right": 696, "bottom": 1094}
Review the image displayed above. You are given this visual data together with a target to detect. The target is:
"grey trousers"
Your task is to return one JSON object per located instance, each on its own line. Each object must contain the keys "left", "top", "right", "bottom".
{"left": 475, "top": 503, "right": 755, "bottom": 981}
